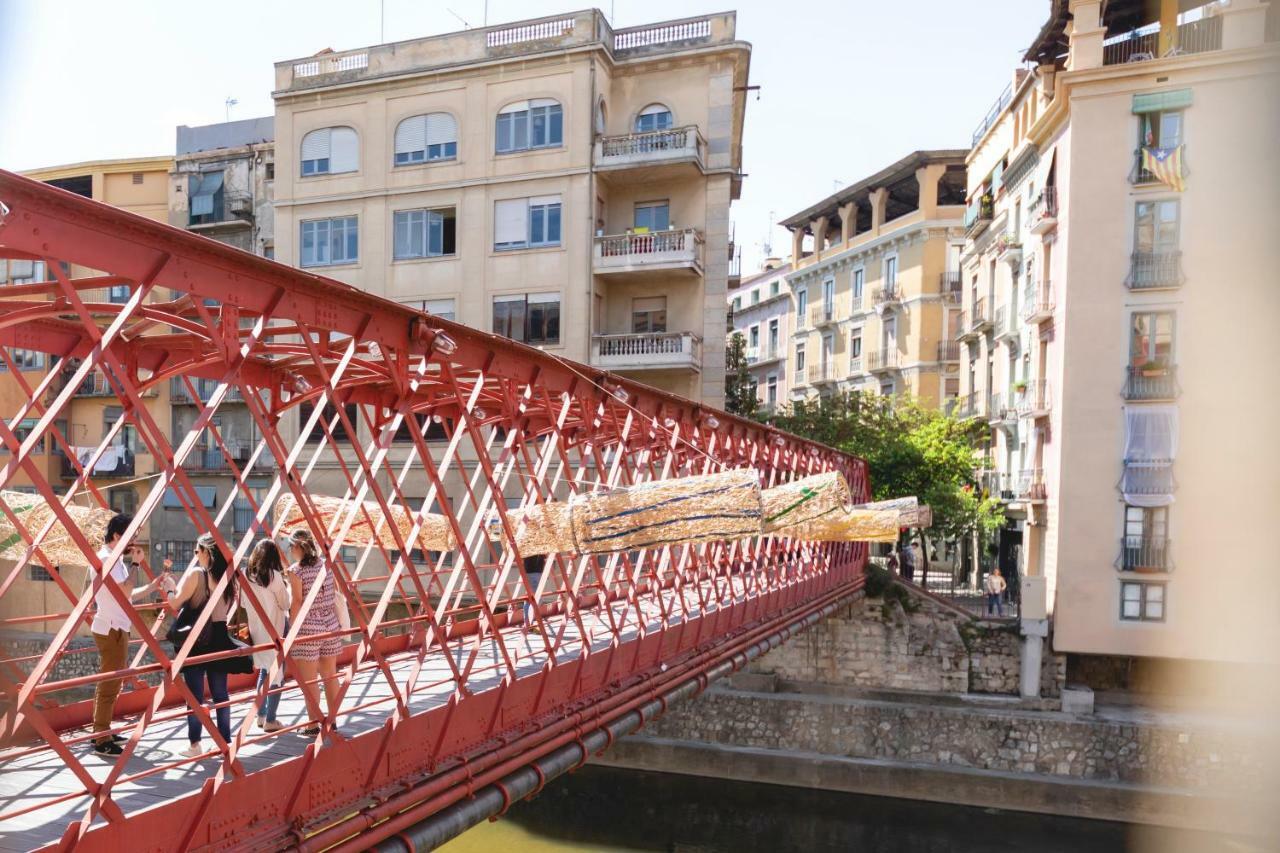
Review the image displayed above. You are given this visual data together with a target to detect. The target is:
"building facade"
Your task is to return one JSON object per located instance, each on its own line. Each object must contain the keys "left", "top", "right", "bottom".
{"left": 3, "top": 156, "right": 173, "bottom": 631}
{"left": 271, "top": 10, "right": 750, "bottom": 408}
{"left": 962, "top": 0, "right": 1279, "bottom": 676}
{"left": 727, "top": 260, "right": 793, "bottom": 414}
{"left": 151, "top": 118, "right": 278, "bottom": 563}
{"left": 781, "top": 151, "right": 967, "bottom": 408}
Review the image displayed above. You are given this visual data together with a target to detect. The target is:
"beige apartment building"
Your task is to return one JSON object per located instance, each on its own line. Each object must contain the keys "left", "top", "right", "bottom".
{"left": 962, "top": 0, "right": 1279, "bottom": 683}
{"left": 3, "top": 156, "right": 174, "bottom": 631}
{"left": 781, "top": 152, "right": 967, "bottom": 408}
{"left": 272, "top": 9, "right": 751, "bottom": 409}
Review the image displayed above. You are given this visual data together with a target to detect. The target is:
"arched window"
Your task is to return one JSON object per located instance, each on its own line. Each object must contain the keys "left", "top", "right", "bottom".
{"left": 635, "top": 103, "right": 673, "bottom": 133}
{"left": 394, "top": 113, "right": 458, "bottom": 165}
{"left": 496, "top": 99, "right": 563, "bottom": 154}
{"left": 300, "top": 127, "right": 358, "bottom": 176}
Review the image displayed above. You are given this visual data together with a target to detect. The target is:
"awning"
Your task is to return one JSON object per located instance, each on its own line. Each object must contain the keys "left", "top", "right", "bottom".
{"left": 1132, "top": 89, "right": 1192, "bottom": 114}
{"left": 190, "top": 171, "right": 223, "bottom": 217}
{"left": 1035, "top": 148, "right": 1057, "bottom": 190}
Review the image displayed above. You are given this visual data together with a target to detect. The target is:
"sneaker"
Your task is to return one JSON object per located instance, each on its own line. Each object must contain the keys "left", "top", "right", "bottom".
{"left": 176, "top": 742, "right": 204, "bottom": 759}
{"left": 93, "top": 739, "right": 123, "bottom": 757}
{"left": 262, "top": 720, "right": 284, "bottom": 733}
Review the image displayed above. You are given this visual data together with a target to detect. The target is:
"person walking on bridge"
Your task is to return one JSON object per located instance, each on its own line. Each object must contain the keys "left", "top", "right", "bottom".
{"left": 245, "top": 539, "right": 291, "bottom": 733}
{"left": 286, "top": 529, "right": 345, "bottom": 737}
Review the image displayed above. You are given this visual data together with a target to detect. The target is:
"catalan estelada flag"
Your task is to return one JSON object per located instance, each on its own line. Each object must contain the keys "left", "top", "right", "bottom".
{"left": 1142, "top": 145, "right": 1185, "bottom": 192}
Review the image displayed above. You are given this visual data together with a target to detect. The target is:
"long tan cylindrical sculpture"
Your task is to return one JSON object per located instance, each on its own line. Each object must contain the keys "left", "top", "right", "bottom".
{"left": 275, "top": 493, "right": 457, "bottom": 553}
{"left": 760, "top": 471, "right": 853, "bottom": 534}
{"left": 778, "top": 507, "right": 902, "bottom": 543}
{"left": 0, "top": 490, "right": 113, "bottom": 565}
{"left": 505, "top": 500, "right": 576, "bottom": 556}
{"left": 569, "top": 469, "right": 762, "bottom": 554}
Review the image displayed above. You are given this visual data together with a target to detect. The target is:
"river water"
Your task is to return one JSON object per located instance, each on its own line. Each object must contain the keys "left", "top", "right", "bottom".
{"left": 438, "top": 765, "right": 1244, "bottom": 852}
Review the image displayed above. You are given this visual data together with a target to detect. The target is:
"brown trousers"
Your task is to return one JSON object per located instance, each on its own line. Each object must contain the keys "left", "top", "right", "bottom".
{"left": 92, "top": 629, "right": 129, "bottom": 740}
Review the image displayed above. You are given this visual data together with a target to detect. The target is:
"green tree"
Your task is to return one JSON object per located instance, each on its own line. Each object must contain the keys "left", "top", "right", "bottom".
{"left": 767, "top": 391, "right": 1001, "bottom": 541}
{"left": 724, "top": 332, "right": 758, "bottom": 417}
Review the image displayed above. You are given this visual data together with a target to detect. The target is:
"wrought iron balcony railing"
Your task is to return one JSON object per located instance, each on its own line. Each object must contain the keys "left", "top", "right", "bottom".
{"left": 1124, "top": 365, "right": 1179, "bottom": 400}
{"left": 1125, "top": 251, "right": 1183, "bottom": 290}
{"left": 1120, "top": 535, "right": 1171, "bottom": 572}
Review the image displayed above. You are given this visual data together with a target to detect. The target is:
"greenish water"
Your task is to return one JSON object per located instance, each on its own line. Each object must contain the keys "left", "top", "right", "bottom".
{"left": 440, "top": 766, "right": 1250, "bottom": 853}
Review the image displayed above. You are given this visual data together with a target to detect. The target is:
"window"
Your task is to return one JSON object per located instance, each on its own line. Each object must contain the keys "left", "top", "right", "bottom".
{"left": 883, "top": 256, "right": 898, "bottom": 292}
{"left": 9, "top": 418, "right": 41, "bottom": 452}
{"left": 633, "top": 200, "right": 670, "bottom": 233}
{"left": 632, "top": 296, "right": 667, "bottom": 334}
{"left": 108, "top": 284, "right": 130, "bottom": 304}
{"left": 29, "top": 565, "right": 55, "bottom": 582}
{"left": 766, "top": 376, "right": 778, "bottom": 407}
{"left": 822, "top": 277, "right": 834, "bottom": 312}
{"left": 420, "top": 298, "right": 456, "bottom": 321}
{"left": 394, "top": 207, "right": 457, "bottom": 259}
{"left": 880, "top": 381, "right": 895, "bottom": 397}
{"left": 188, "top": 171, "right": 224, "bottom": 224}
{"left": 394, "top": 113, "right": 458, "bottom": 164}
{"left": 748, "top": 325, "right": 760, "bottom": 349}
{"left": 1120, "top": 581, "right": 1165, "bottom": 622}
{"left": 751, "top": 290, "right": 760, "bottom": 305}
{"left": 1, "top": 259, "right": 46, "bottom": 285}
{"left": 732, "top": 296, "right": 742, "bottom": 312}
{"left": 852, "top": 268, "right": 865, "bottom": 304}
{"left": 849, "top": 331, "right": 862, "bottom": 358}
{"left": 109, "top": 487, "right": 137, "bottom": 516}
{"left": 300, "top": 127, "right": 359, "bottom": 176}
{"left": 1140, "top": 110, "right": 1182, "bottom": 150}
{"left": 299, "top": 400, "right": 361, "bottom": 444}
{"left": 795, "top": 343, "right": 806, "bottom": 371}
{"left": 1130, "top": 312, "right": 1174, "bottom": 368}
{"left": 494, "top": 196, "right": 561, "bottom": 250}
{"left": 768, "top": 319, "right": 779, "bottom": 350}
{"left": 1135, "top": 200, "right": 1179, "bottom": 254}
{"left": 1122, "top": 405, "right": 1178, "bottom": 506}
{"left": 103, "top": 406, "right": 138, "bottom": 454}
{"left": 1122, "top": 504, "right": 1169, "bottom": 571}
{"left": 770, "top": 281, "right": 780, "bottom": 298}
{"left": 796, "top": 287, "right": 808, "bottom": 316}
{"left": 301, "top": 216, "right": 359, "bottom": 267}
{"left": 159, "top": 540, "right": 197, "bottom": 567}
{"left": 1, "top": 348, "right": 44, "bottom": 371}
{"left": 162, "top": 485, "right": 217, "bottom": 509}
{"left": 265, "top": 162, "right": 275, "bottom": 181}
{"left": 496, "top": 99, "right": 563, "bottom": 153}
{"left": 493, "top": 293, "right": 560, "bottom": 345}
{"left": 131, "top": 172, "right": 144, "bottom": 185}
{"left": 882, "top": 315, "right": 897, "bottom": 351}
{"left": 635, "top": 104, "right": 673, "bottom": 133}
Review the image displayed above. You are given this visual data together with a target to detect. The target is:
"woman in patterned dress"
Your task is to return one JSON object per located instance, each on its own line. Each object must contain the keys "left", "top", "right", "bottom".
{"left": 285, "top": 529, "right": 342, "bottom": 736}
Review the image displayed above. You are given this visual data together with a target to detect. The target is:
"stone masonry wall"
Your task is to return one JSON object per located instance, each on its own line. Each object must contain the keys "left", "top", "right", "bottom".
{"left": 642, "top": 687, "right": 1265, "bottom": 791}
{"left": 744, "top": 587, "right": 1066, "bottom": 698}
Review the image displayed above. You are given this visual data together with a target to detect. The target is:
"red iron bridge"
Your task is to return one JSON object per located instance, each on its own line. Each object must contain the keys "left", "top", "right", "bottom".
{"left": 0, "top": 170, "right": 868, "bottom": 851}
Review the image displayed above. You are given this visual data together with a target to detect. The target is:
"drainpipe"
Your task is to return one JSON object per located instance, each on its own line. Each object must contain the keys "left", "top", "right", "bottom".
{"left": 587, "top": 53, "right": 599, "bottom": 355}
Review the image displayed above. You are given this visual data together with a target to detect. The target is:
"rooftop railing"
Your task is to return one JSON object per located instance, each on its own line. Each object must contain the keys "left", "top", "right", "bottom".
{"left": 1103, "top": 14, "right": 1222, "bottom": 65}
{"left": 972, "top": 82, "right": 1013, "bottom": 146}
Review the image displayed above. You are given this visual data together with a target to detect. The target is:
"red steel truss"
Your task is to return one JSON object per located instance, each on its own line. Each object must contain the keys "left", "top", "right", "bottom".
{"left": 0, "top": 169, "right": 868, "bottom": 852}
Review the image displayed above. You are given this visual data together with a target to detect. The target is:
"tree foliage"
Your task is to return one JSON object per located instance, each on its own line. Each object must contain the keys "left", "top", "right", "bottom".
{"left": 724, "top": 332, "right": 757, "bottom": 417}
{"left": 766, "top": 392, "right": 1002, "bottom": 540}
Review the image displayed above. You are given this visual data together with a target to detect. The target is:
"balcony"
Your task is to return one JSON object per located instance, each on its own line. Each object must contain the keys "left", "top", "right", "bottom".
{"left": 809, "top": 303, "right": 838, "bottom": 328}
{"left": 1015, "top": 468, "right": 1047, "bottom": 502}
{"left": 964, "top": 195, "right": 994, "bottom": 238}
{"left": 1020, "top": 284, "right": 1054, "bottom": 323}
{"left": 184, "top": 443, "right": 254, "bottom": 472}
{"left": 1120, "top": 536, "right": 1171, "bottom": 573}
{"left": 590, "top": 331, "right": 702, "bottom": 372}
{"left": 593, "top": 228, "right": 704, "bottom": 277}
{"left": 993, "top": 305, "right": 1019, "bottom": 345}
{"left": 594, "top": 125, "right": 707, "bottom": 180}
{"left": 60, "top": 445, "right": 135, "bottom": 479}
{"left": 995, "top": 233, "right": 1022, "bottom": 268}
{"left": 1124, "top": 365, "right": 1179, "bottom": 401}
{"left": 170, "top": 377, "right": 245, "bottom": 404}
{"left": 873, "top": 284, "right": 901, "bottom": 313}
{"left": 793, "top": 368, "right": 807, "bottom": 387}
{"left": 936, "top": 341, "right": 960, "bottom": 362}
{"left": 1122, "top": 461, "right": 1175, "bottom": 499}
{"left": 865, "top": 349, "right": 899, "bottom": 373}
{"left": 987, "top": 393, "right": 1007, "bottom": 424}
{"left": 847, "top": 354, "right": 864, "bottom": 375}
{"left": 956, "top": 311, "right": 976, "bottom": 342}
{"left": 1103, "top": 14, "right": 1221, "bottom": 66}
{"left": 956, "top": 393, "right": 978, "bottom": 420}
{"left": 808, "top": 361, "right": 838, "bottom": 385}
{"left": 1028, "top": 187, "right": 1058, "bottom": 235}
{"left": 969, "top": 298, "right": 992, "bottom": 334}
{"left": 747, "top": 342, "right": 783, "bottom": 365}
{"left": 940, "top": 272, "right": 962, "bottom": 305}
{"left": 1013, "top": 379, "right": 1051, "bottom": 418}
{"left": 1125, "top": 251, "right": 1183, "bottom": 291}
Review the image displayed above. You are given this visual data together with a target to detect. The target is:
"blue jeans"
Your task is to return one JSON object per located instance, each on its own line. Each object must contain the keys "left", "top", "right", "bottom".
{"left": 256, "top": 666, "right": 283, "bottom": 722}
{"left": 986, "top": 593, "right": 1003, "bottom": 616}
{"left": 183, "top": 666, "right": 230, "bottom": 745}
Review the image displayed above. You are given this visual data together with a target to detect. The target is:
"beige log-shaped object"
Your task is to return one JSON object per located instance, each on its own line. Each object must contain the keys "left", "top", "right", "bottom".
{"left": 505, "top": 500, "right": 576, "bottom": 556}
{"left": 570, "top": 468, "right": 762, "bottom": 554}
{"left": 760, "top": 471, "right": 853, "bottom": 534}
{"left": 0, "top": 491, "right": 113, "bottom": 566}
{"left": 899, "top": 504, "right": 933, "bottom": 528}
{"left": 274, "top": 493, "right": 457, "bottom": 552}
{"left": 781, "top": 507, "right": 902, "bottom": 543}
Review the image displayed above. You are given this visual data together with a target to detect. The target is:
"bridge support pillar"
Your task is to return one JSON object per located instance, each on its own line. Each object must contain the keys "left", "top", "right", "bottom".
{"left": 1019, "top": 618, "right": 1049, "bottom": 699}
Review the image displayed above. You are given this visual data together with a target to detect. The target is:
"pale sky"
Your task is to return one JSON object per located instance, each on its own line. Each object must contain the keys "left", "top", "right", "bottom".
{"left": 0, "top": 0, "right": 1047, "bottom": 271}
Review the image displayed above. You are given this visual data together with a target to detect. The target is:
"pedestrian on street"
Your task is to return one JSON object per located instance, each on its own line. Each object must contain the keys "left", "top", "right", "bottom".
{"left": 985, "top": 567, "right": 1007, "bottom": 617}
{"left": 900, "top": 543, "right": 915, "bottom": 583}
{"left": 911, "top": 541, "right": 924, "bottom": 585}
{"left": 91, "top": 513, "right": 173, "bottom": 756}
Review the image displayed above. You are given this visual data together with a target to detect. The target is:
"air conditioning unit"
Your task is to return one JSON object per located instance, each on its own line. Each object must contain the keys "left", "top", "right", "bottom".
{"left": 229, "top": 196, "right": 253, "bottom": 216}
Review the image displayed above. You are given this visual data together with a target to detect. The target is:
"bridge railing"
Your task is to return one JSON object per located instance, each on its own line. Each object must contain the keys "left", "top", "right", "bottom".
{"left": 0, "top": 168, "right": 868, "bottom": 852}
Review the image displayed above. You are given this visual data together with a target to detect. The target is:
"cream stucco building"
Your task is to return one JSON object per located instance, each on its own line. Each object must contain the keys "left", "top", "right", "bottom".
{"left": 272, "top": 9, "right": 751, "bottom": 409}
{"left": 727, "top": 260, "right": 793, "bottom": 414}
{"left": 962, "top": 0, "right": 1279, "bottom": 684}
{"left": 781, "top": 152, "right": 968, "bottom": 408}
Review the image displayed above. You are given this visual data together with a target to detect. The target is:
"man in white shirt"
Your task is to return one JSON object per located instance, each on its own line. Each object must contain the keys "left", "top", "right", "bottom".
{"left": 91, "top": 514, "right": 171, "bottom": 756}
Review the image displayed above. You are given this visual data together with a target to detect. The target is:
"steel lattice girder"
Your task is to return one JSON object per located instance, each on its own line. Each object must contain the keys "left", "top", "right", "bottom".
{"left": 0, "top": 169, "right": 869, "bottom": 852}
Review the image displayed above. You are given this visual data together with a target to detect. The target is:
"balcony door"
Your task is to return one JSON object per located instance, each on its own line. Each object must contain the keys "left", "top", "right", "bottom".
{"left": 821, "top": 334, "right": 833, "bottom": 368}
{"left": 822, "top": 278, "right": 834, "bottom": 316}
{"left": 768, "top": 318, "right": 779, "bottom": 354}
{"left": 882, "top": 315, "right": 897, "bottom": 353}
{"left": 633, "top": 200, "right": 670, "bottom": 234}
{"left": 632, "top": 296, "right": 667, "bottom": 334}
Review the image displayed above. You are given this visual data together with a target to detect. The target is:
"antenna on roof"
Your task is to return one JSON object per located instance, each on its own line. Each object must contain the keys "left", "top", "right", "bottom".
{"left": 225, "top": 97, "right": 238, "bottom": 123}
{"left": 448, "top": 8, "right": 471, "bottom": 28}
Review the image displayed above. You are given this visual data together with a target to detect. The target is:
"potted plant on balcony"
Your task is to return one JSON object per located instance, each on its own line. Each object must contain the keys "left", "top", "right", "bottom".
{"left": 1138, "top": 356, "right": 1169, "bottom": 377}
{"left": 1012, "top": 379, "right": 1028, "bottom": 394}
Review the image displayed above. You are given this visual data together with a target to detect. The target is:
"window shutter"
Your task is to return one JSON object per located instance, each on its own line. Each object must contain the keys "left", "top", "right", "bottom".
{"left": 301, "top": 128, "right": 331, "bottom": 161}
{"left": 422, "top": 298, "right": 455, "bottom": 319}
{"left": 425, "top": 113, "right": 457, "bottom": 146}
{"left": 329, "top": 127, "right": 359, "bottom": 173}
{"left": 529, "top": 194, "right": 561, "bottom": 208}
{"left": 498, "top": 100, "right": 530, "bottom": 115}
{"left": 527, "top": 292, "right": 559, "bottom": 304}
{"left": 395, "top": 116, "right": 427, "bottom": 155}
{"left": 529, "top": 98, "right": 558, "bottom": 109}
{"left": 494, "top": 199, "right": 528, "bottom": 246}
{"left": 1132, "top": 89, "right": 1192, "bottom": 114}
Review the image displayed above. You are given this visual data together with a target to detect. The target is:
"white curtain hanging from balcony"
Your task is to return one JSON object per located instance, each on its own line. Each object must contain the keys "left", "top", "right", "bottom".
{"left": 1121, "top": 404, "right": 1178, "bottom": 506}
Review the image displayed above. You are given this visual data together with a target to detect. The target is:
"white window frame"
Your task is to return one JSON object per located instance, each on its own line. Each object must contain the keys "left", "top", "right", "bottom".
{"left": 1120, "top": 580, "right": 1166, "bottom": 622}
{"left": 496, "top": 99, "right": 564, "bottom": 154}
{"left": 300, "top": 215, "right": 359, "bottom": 267}
{"left": 394, "top": 113, "right": 459, "bottom": 165}
{"left": 494, "top": 196, "right": 562, "bottom": 251}
{"left": 300, "top": 127, "right": 359, "bottom": 177}
{"left": 393, "top": 207, "right": 456, "bottom": 260}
